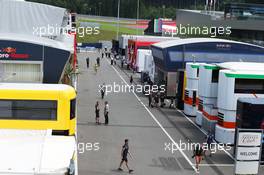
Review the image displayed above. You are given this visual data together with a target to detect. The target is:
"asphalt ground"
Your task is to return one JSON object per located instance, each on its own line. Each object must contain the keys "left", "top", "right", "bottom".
{"left": 77, "top": 50, "right": 264, "bottom": 175}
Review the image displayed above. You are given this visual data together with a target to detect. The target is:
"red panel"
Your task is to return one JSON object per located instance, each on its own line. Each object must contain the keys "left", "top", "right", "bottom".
{"left": 128, "top": 40, "right": 158, "bottom": 69}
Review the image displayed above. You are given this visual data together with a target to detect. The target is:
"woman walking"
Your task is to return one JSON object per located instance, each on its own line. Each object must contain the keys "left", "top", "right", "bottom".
{"left": 192, "top": 143, "right": 203, "bottom": 171}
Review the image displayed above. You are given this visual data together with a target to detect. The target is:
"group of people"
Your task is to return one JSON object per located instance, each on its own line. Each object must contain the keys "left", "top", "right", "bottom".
{"left": 95, "top": 100, "right": 109, "bottom": 125}
{"left": 94, "top": 49, "right": 135, "bottom": 173}
{"left": 94, "top": 47, "right": 120, "bottom": 124}
{"left": 102, "top": 50, "right": 111, "bottom": 59}
{"left": 147, "top": 90, "right": 174, "bottom": 108}
{"left": 89, "top": 47, "right": 219, "bottom": 173}
{"left": 95, "top": 83, "right": 109, "bottom": 125}
{"left": 92, "top": 48, "right": 110, "bottom": 74}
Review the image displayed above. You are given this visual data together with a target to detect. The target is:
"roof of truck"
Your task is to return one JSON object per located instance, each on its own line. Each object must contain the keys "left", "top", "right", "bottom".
{"left": 238, "top": 98, "right": 264, "bottom": 104}
{"left": 0, "top": 129, "right": 75, "bottom": 174}
{"left": 152, "top": 38, "right": 264, "bottom": 49}
{"left": 217, "top": 62, "right": 264, "bottom": 71}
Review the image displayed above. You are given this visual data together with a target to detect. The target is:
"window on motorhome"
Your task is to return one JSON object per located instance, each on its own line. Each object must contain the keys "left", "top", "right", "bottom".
{"left": 70, "top": 99, "right": 76, "bottom": 120}
{"left": 0, "top": 100, "right": 57, "bottom": 120}
{"left": 235, "top": 79, "right": 264, "bottom": 94}
{"left": 138, "top": 46, "right": 150, "bottom": 50}
{"left": 211, "top": 70, "right": 219, "bottom": 83}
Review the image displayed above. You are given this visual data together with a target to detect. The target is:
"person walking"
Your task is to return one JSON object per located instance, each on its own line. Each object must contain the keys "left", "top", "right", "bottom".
{"left": 130, "top": 75, "right": 133, "bottom": 85}
{"left": 96, "top": 57, "right": 100, "bottom": 67}
{"left": 204, "top": 132, "right": 214, "bottom": 157}
{"left": 94, "top": 63, "right": 98, "bottom": 74}
{"left": 114, "top": 57, "right": 117, "bottom": 65}
{"left": 100, "top": 83, "right": 106, "bottom": 99}
{"left": 192, "top": 144, "right": 203, "bottom": 171}
{"left": 169, "top": 97, "right": 174, "bottom": 108}
{"left": 121, "top": 57, "right": 124, "bottom": 68}
{"left": 86, "top": 57, "right": 89, "bottom": 68}
{"left": 102, "top": 52, "right": 104, "bottom": 58}
{"left": 160, "top": 91, "right": 165, "bottom": 107}
{"left": 111, "top": 56, "right": 114, "bottom": 65}
{"left": 118, "top": 139, "right": 134, "bottom": 174}
{"left": 154, "top": 92, "right": 159, "bottom": 107}
{"left": 148, "top": 91, "right": 152, "bottom": 107}
{"left": 104, "top": 101, "right": 109, "bottom": 125}
{"left": 95, "top": 101, "right": 100, "bottom": 125}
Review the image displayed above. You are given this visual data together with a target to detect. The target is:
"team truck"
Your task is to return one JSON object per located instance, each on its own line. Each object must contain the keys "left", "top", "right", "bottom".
{"left": 197, "top": 64, "right": 219, "bottom": 133}
{"left": 144, "top": 53, "right": 155, "bottom": 82}
{"left": 184, "top": 62, "right": 201, "bottom": 117}
{"left": 0, "top": 83, "right": 77, "bottom": 175}
{"left": 136, "top": 49, "right": 152, "bottom": 73}
{"left": 118, "top": 35, "right": 178, "bottom": 58}
{"left": 216, "top": 64, "right": 264, "bottom": 144}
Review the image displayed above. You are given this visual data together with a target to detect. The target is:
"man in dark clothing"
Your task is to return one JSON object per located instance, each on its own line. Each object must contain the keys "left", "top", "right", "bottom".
{"left": 86, "top": 57, "right": 89, "bottom": 68}
{"left": 130, "top": 75, "right": 133, "bottom": 85}
{"left": 160, "top": 91, "right": 165, "bottom": 107}
{"left": 102, "top": 52, "right": 104, "bottom": 58}
{"left": 148, "top": 92, "right": 152, "bottom": 107}
{"left": 96, "top": 57, "right": 100, "bottom": 67}
{"left": 118, "top": 139, "right": 134, "bottom": 174}
{"left": 100, "top": 83, "right": 106, "bottom": 99}
{"left": 154, "top": 93, "right": 159, "bottom": 107}
{"left": 204, "top": 132, "right": 214, "bottom": 157}
{"left": 95, "top": 101, "right": 100, "bottom": 124}
{"left": 121, "top": 59, "right": 124, "bottom": 68}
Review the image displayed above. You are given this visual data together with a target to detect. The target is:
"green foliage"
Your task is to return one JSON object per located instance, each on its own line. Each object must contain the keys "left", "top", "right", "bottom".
{"left": 27, "top": 0, "right": 263, "bottom": 19}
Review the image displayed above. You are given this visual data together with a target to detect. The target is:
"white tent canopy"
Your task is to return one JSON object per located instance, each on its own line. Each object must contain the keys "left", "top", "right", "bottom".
{"left": 0, "top": 0, "right": 68, "bottom": 37}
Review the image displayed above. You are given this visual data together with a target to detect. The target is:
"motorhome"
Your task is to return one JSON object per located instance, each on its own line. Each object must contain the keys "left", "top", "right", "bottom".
{"left": 144, "top": 53, "right": 155, "bottom": 82}
{"left": 118, "top": 35, "right": 177, "bottom": 58}
{"left": 151, "top": 38, "right": 264, "bottom": 99}
{"left": 184, "top": 62, "right": 200, "bottom": 116}
{"left": 196, "top": 63, "right": 218, "bottom": 130}
{"left": 128, "top": 40, "right": 156, "bottom": 69}
{"left": 128, "top": 38, "right": 178, "bottom": 70}
{"left": 136, "top": 49, "right": 152, "bottom": 72}
{"left": 216, "top": 63, "right": 264, "bottom": 144}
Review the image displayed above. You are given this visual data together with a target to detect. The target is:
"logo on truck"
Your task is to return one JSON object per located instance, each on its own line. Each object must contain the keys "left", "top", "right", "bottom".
{"left": 0, "top": 47, "right": 29, "bottom": 59}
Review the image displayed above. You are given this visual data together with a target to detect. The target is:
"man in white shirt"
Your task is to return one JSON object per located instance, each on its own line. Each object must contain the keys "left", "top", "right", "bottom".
{"left": 104, "top": 101, "right": 109, "bottom": 125}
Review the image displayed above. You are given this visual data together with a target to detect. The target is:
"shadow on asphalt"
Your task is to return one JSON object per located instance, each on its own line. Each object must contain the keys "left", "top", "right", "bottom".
{"left": 111, "top": 169, "right": 129, "bottom": 174}
{"left": 77, "top": 122, "right": 175, "bottom": 129}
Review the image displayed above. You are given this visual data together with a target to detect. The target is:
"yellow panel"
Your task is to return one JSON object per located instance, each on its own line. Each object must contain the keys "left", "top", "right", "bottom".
{"left": 0, "top": 84, "right": 76, "bottom": 135}
{"left": 182, "top": 70, "right": 187, "bottom": 101}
